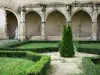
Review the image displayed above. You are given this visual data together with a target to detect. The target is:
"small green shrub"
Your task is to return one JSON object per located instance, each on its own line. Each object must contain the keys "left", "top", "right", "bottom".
{"left": 82, "top": 57, "right": 100, "bottom": 75}
{"left": 77, "top": 48, "right": 100, "bottom": 55}
{"left": 60, "top": 25, "right": 75, "bottom": 57}
{"left": 26, "top": 56, "right": 50, "bottom": 75}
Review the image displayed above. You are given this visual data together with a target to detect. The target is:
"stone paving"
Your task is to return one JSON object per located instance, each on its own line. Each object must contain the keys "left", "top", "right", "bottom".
{"left": 41, "top": 52, "right": 98, "bottom": 75}
{"left": 0, "top": 40, "right": 17, "bottom": 45}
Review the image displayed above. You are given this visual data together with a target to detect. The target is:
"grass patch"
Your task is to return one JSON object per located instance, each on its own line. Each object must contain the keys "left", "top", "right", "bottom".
{"left": 0, "top": 51, "right": 50, "bottom": 75}
{"left": 74, "top": 41, "right": 100, "bottom": 55}
{"left": 0, "top": 41, "right": 60, "bottom": 53}
{"left": 77, "top": 43, "right": 100, "bottom": 49}
{"left": 17, "top": 43, "right": 59, "bottom": 49}
{"left": 0, "top": 57, "right": 35, "bottom": 75}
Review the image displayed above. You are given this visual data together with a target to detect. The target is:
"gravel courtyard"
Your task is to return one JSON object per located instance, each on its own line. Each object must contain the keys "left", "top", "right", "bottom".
{"left": 0, "top": 40, "right": 17, "bottom": 45}
{"left": 41, "top": 52, "right": 98, "bottom": 75}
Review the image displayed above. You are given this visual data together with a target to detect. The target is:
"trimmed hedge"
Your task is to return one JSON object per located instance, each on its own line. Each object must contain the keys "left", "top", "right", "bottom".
{"left": 74, "top": 41, "right": 100, "bottom": 55}
{"left": 1, "top": 40, "right": 60, "bottom": 48}
{"left": 82, "top": 57, "right": 100, "bottom": 75}
{"left": 0, "top": 41, "right": 23, "bottom": 48}
{"left": 77, "top": 48, "right": 100, "bottom": 55}
{"left": 0, "top": 51, "right": 50, "bottom": 75}
{"left": 0, "top": 41, "right": 60, "bottom": 53}
{"left": 77, "top": 41, "right": 100, "bottom": 44}
{"left": 27, "top": 56, "right": 50, "bottom": 75}
{"left": 0, "top": 47, "right": 59, "bottom": 53}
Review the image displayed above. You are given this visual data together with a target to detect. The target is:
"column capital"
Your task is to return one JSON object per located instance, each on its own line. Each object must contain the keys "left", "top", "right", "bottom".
{"left": 66, "top": 5, "right": 71, "bottom": 11}
{"left": 92, "top": 4, "right": 97, "bottom": 11}
{"left": 41, "top": 4, "right": 46, "bottom": 12}
{"left": 21, "top": 6, "right": 26, "bottom": 12}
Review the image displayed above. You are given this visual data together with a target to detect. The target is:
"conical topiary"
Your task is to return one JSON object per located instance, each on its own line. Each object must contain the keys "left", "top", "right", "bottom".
{"left": 60, "top": 25, "right": 75, "bottom": 57}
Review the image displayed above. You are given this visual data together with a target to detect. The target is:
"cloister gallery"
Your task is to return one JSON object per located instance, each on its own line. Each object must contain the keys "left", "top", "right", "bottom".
{"left": 0, "top": 0, "right": 100, "bottom": 41}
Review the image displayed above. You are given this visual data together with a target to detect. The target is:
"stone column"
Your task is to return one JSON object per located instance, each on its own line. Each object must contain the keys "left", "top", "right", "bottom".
{"left": 92, "top": 5, "right": 97, "bottom": 40}
{"left": 92, "top": 22, "right": 97, "bottom": 40}
{"left": 41, "top": 5, "right": 46, "bottom": 40}
{"left": 17, "top": 15, "right": 20, "bottom": 40}
{"left": 0, "top": 9, "right": 8, "bottom": 39}
{"left": 4, "top": 10, "right": 8, "bottom": 39}
{"left": 19, "top": 7, "right": 26, "bottom": 41}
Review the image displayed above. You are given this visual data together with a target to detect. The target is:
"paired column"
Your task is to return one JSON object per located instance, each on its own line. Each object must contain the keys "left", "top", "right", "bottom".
{"left": 19, "top": 7, "right": 26, "bottom": 41}
{"left": 41, "top": 5, "right": 46, "bottom": 40}
{"left": 92, "top": 5, "right": 97, "bottom": 40}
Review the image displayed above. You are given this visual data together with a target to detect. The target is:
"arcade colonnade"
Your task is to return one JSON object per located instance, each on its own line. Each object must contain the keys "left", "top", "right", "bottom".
{"left": 0, "top": 4, "right": 100, "bottom": 41}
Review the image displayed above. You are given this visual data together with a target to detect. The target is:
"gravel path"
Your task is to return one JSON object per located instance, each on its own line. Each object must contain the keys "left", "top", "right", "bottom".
{"left": 0, "top": 40, "right": 17, "bottom": 45}
{"left": 41, "top": 52, "right": 98, "bottom": 75}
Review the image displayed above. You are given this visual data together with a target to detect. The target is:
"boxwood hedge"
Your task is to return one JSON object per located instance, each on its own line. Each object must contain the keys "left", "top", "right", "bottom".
{"left": 0, "top": 41, "right": 60, "bottom": 53}
{"left": 0, "top": 51, "right": 50, "bottom": 75}
{"left": 74, "top": 41, "right": 100, "bottom": 55}
{"left": 77, "top": 48, "right": 100, "bottom": 55}
{"left": 82, "top": 57, "right": 100, "bottom": 75}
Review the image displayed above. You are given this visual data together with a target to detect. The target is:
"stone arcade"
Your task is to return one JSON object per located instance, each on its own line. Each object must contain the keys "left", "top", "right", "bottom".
{"left": 0, "top": 0, "right": 100, "bottom": 41}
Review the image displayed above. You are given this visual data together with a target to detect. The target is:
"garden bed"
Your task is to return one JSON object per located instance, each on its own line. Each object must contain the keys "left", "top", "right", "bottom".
{"left": 0, "top": 41, "right": 60, "bottom": 53}
{"left": 17, "top": 42, "right": 58, "bottom": 49}
{"left": 0, "top": 57, "right": 35, "bottom": 75}
{"left": 82, "top": 57, "right": 100, "bottom": 75}
{"left": 0, "top": 51, "right": 50, "bottom": 75}
{"left": 74, "top": 41, "right": 100, "bottom": 55}
{"left": 77, "top": 43, "right": 100, "bottom": 49}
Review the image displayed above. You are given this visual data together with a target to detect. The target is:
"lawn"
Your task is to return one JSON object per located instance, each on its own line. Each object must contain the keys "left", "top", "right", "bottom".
{"left": 0, "top": 57, "right": 35, "bottom": 75}
{"left": 17, "top": 43, "right": 59, "bottom": 49}
{"left": 77, "top": 43, "right": 100, "bottom": 49}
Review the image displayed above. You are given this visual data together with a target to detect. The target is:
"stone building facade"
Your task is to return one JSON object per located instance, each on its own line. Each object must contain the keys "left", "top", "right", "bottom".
{"left": 0, "top": 0, "right": 100, "bottom": 41}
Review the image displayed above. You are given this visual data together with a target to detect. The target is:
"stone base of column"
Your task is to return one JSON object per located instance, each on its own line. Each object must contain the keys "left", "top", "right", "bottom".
{"left": 41, "top": 36, "right": 45, "bottom": 40}
{"left": 92, "top": 34, "right": 97, "bottom": 40}
{"left": 1, "top": 33, "right": 9, "bottom": 39}
{"left": 0, "top": 36, "right": 9, "bottom": 40}
{"left": 19, "top": 36, "right": 26, "bottom": 41}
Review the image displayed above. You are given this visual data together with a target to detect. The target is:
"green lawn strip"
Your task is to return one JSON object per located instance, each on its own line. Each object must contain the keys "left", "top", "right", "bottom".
{"left": 17, "top": 43, "right": 59, "bottom": 49}
{"left": 0, "top": 51, "right": 51, "bottom": 75}
{"left": 75, "top": 43, "right": 100, "bottom": 49}
{"left": 0, "top": 57, "right": 35, "bottom": 75}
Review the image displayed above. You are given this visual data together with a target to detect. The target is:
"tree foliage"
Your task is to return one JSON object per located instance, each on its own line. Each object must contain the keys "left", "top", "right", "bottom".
{"left": 60, "top": 25, "right": 75, "bottom": 57}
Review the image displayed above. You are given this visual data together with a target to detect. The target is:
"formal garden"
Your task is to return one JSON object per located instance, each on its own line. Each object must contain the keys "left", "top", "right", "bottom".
{"left": 0, "top": 25, "right": 99, "bottom": 75}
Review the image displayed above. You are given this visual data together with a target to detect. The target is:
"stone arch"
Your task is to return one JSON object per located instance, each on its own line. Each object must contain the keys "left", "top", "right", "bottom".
{"left": 25, "top": 11, "right": 41, "bottom": 38}
{"left": 25, "top": 10, "right": 41, "bottom": 18}
{"left": 46, "top": 9, "right": 67, "bottom": 20}
{"left": 45, "top": 10, "right": 66, "bottom": 36}
{"left": 5, "top": 8, "right": 18, "bottom": 21}
{"left": 6, "top": 10, "right": 18, "bottom": 39}
{"left": 71, "top": 9, "right": 92, "bottom": 21}
{"left": 70, "top": 10, "right": 92, "bottom": 37}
